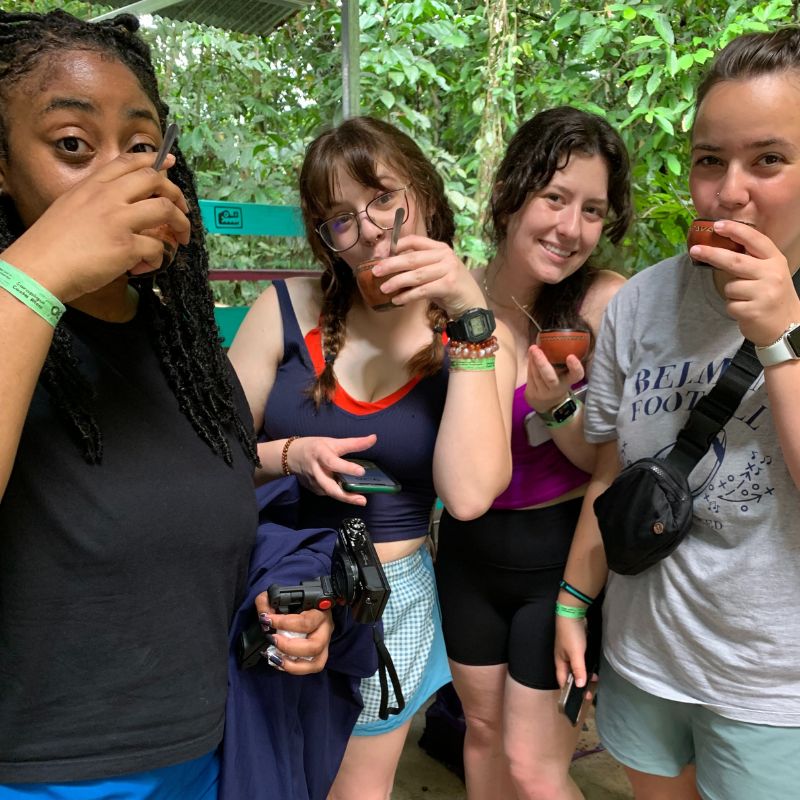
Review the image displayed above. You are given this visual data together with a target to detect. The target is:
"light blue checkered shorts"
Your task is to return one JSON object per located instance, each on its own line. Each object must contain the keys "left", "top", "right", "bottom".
{"left": 352, "top": 545, "right": 451, "bottom": 736}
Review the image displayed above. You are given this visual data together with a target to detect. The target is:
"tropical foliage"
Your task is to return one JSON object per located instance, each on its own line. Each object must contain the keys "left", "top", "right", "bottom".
{"left": 5, "top": 0, "right": 800, "bottom": 304}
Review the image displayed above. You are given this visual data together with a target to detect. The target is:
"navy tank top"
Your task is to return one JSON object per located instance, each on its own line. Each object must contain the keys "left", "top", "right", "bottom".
{"left": 262, "top": 281, "right": 448, "bottom": 543}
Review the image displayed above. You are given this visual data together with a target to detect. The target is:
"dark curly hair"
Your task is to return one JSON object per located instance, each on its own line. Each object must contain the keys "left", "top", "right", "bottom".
{"left": 298, "top": 116, "right": 455, "bottom": 406}
{"left": 489, "top": 106, "right": 632, "bottom": 332}
{"left": 0, "top": 9, "right": 256, "bottom": 466}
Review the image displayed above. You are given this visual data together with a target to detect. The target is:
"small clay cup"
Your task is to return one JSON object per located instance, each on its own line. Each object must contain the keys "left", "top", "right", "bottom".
{"left": 687, "top": 219, "right": 752, "bottom": 266}
{"left": 536, "top": 328, "right": 591, "bottom": 371}
{"left": 354, "top": 258, "right": 398, "bottom": 312}
{"left": 129, "top": 224, "right": 179, "bottom": 276}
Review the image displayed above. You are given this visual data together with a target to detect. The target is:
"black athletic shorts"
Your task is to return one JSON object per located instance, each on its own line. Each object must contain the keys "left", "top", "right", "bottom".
{"left": 436, "top": 499, "right": 601, "bottom": 691}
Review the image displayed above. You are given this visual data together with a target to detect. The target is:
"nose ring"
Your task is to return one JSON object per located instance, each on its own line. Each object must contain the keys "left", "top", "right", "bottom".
{"left": 715, "top": 191, "right": 721, "bottom": 198}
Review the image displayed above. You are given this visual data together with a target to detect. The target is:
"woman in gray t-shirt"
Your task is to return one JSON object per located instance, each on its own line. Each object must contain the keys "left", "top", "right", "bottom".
{"left": 556, "top": 28, "right": 800, "bottom": 800}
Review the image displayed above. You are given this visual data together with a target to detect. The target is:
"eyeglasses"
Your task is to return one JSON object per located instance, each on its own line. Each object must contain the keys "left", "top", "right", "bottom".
{"left": 317, "top": 187, "right": 408, "bottom": 253}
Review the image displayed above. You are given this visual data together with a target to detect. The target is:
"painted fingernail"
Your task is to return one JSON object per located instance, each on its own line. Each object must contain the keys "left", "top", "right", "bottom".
{"left": 268, "top": 653, "right": 284, "bottom": 667}
{"left": 258, "top": 613, "right": 272, "bottom": 628}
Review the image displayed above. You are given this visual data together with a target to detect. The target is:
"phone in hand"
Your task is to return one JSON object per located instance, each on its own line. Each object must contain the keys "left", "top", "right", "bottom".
{"left": 335, "top": 459, "right": 401, "bottom": 494}
{"left": 557, "top": 672, "right": 587, "bottom": 727}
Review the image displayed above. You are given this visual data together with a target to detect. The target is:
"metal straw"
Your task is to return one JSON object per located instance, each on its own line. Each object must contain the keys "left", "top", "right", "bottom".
{"left": 510, "top": 294, "right": 543, "bottom": 332}
{"left": 389, "top": 206, "right": 404, "bottom": 256}
{"left": 152, "top": 122, "right": 179, "bottom": 171}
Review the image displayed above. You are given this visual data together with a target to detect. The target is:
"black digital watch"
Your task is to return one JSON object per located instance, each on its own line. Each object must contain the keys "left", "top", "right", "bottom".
{"left": 445, "top": 308, "right": 496, "bottom": 343}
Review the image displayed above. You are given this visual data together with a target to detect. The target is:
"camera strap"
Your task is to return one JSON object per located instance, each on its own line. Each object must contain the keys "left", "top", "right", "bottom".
{"left": 373, "top": 625, "right": 405, "bottom": 720}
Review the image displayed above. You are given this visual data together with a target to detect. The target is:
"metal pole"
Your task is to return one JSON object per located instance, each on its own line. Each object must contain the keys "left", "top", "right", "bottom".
{"left": 341, "top": 0, "right": 360, "bottom": 119}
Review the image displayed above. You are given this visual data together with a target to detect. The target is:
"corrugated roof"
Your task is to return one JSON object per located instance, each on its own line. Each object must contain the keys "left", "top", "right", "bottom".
{"left": 85, "top": 0, "right": 313, "bottom": 37}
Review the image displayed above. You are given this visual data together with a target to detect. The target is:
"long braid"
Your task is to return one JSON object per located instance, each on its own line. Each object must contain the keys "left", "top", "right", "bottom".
{"left": 310, "top": 260, "right": 356, "bottom": 406}
{"left": 406, "top": 303, "right": 448, "bottom": 378}
{"left": 0, "top": 10, "right": 257, "bottom": 466}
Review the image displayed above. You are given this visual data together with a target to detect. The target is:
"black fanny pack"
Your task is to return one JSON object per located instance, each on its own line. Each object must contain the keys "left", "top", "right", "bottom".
{"left": 594, "top": 337, "right": 763, "bottom": 575}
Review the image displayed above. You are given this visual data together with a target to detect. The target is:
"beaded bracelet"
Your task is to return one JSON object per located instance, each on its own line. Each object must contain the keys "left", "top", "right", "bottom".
{"left": 450, "top": 356, "right": 496, "bottom": 372}
{"left": 0, "top": 259, "right": 65, "bottom": 328}
{"left": 447, "top": 335, "right": 499, "bottom": 360}
{"left": 281, "top": 435, "right": 300, "bottom": 476}
{"left": 555, "top": 602, "right": 587, "bottom": 620}
{"left": 559, "top": 579, "right": 595, "bottom": 606}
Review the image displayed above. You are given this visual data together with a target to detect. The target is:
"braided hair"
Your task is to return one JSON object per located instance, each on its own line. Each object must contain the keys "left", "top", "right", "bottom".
{"left": 298, "top": 117, "right": 454, "bottom": 407}
{"left": 0, "top": 9, "right": 257, "bottom": 466}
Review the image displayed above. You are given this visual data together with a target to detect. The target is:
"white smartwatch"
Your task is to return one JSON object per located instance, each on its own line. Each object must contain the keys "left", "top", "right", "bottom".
{"left": 755, "top": 322, "right": 800, "bottom": 367}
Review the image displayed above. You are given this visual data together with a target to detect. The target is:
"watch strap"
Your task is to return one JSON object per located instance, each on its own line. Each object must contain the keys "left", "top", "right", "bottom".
{"left": 538, "top": 394, "right": 581, "bottom": 428}
{"left": 755, "top": 323, "right": 800, "bottom": 366}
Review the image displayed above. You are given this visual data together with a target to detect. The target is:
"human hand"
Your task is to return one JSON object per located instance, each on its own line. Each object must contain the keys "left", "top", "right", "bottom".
{"left": 555, "top": 615, "right": 589, "bottom": 690}
{"left": 254, "top": 594, "right": 333, "bottom": 675}
{"left": 689, "top": 220, "right": 800, "bottom": 346}
{"left": 372, "top": 234, "right": 486, "bottom": 318}
{"left": 525, "top": 344, "right": 585, "bottom": 413}
{"left": 1, "top": 151, "right": 190, "bottom": 303}
{"left": 286, "top": 434, "right": 377, "bottom": 506}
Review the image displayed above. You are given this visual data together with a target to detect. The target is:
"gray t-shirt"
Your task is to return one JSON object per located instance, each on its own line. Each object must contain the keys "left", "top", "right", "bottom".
{"left": 586, "top": 254, "right": 800, "bottom": 726}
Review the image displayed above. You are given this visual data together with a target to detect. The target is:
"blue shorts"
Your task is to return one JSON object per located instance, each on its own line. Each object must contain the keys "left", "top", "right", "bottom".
{"left": 0, "top": 751, "right": 218, "bottom": 799}
{"left": 353, "top": 545, "right": 451, "bottom": 736}
{"left": 596, "top": 656, "right": 800, "bottom": 800}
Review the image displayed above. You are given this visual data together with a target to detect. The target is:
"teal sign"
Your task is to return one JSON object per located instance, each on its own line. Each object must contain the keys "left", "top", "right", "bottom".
{"left": 199, "top": 200, "right": 304, "bottom": 238}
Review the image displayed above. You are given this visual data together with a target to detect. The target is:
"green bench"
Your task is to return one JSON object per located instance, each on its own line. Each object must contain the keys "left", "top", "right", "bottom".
{"left": 200, "top": 200, "right": 318, "bottom": 346}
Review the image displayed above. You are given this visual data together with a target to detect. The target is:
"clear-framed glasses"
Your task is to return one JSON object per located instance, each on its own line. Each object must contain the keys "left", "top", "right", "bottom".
{"left": 317, "top": 187, "right": 408, "bottom": 253}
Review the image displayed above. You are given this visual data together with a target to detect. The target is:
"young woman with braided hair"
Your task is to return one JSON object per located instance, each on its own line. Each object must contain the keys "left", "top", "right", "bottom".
{"left": 229, "top": 116, "right": 514, "bottom": 798}
{"left": 0, "top": 9, "right": 331, "bottom": 797}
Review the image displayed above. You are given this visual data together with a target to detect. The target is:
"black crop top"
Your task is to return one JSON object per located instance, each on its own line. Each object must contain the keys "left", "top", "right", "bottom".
{"left": 262, "top": 281, "right": 448, "bottom": 543}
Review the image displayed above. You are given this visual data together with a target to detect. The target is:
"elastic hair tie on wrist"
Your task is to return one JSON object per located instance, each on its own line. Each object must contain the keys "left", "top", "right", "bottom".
{"left": 559, "top": 579, "right": 595, "bottom": 606}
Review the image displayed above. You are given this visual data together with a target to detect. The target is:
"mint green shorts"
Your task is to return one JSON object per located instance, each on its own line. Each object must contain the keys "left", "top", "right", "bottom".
{"left": 596, "top": 656, "right": 800, "bottom": 800}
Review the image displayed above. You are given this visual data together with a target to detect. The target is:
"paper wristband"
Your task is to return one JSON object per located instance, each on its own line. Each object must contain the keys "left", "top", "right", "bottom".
{"left": 0, "top": 259, "right": 64, "bottom": 327}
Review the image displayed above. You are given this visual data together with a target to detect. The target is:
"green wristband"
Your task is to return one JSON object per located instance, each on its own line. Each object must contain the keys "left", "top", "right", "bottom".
{"left": 0, "top": 259, "right": 64, "bottom": 328}
{"left": 449, "top": 356, "right": 496, "bottom": 372}
{"left": 555, "top": 602, "right": 587, "bottom": 619}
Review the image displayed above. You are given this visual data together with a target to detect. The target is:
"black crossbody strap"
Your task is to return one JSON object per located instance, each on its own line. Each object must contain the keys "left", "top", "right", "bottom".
{"left": 666, "top": 269, "right": 800, "bottom": 475}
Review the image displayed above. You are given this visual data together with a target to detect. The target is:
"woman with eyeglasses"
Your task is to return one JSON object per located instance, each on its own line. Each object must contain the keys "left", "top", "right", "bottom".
{"left": 228, "top": 116, "right": 514, "bottom": 799}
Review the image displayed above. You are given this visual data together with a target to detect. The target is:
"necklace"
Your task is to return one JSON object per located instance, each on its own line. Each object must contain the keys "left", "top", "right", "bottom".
{"left": 483, "top": 271, "right": 542, "bottom": 332}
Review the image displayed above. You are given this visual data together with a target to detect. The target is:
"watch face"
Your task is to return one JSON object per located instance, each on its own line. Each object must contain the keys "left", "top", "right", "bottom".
{"left": 466, "top": 314, "right": 490, "bottom": 339}
{"left": 553, "top": 398, "right": 578, "bottom": 423}
{"left": 787, "top": 325, "right": 800, "bottom": 358}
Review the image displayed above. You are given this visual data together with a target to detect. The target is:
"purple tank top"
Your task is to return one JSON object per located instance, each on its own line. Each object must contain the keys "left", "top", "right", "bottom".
{"left": 492, "top": 385, "right": 589, "bottom": 509}
{"left": 262, "top": 281, "right": 448, "bottom": 543}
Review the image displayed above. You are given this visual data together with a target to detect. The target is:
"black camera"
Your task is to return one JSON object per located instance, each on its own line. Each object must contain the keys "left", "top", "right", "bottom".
{"left": 238, "top": 517, "right": 390, "bottom": 669}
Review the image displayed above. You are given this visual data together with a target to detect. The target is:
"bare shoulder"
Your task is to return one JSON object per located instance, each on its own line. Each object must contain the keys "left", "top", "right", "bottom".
{"left": 582, "top": 269, "right": 626, "bottom": 333}
{"left": 284, "top": 276, "right": 324, "bottom": 333}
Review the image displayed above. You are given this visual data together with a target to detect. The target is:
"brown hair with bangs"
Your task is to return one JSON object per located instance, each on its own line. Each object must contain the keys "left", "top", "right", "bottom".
{"left": 299, "top": 116, "right": 455, "bottom": 407}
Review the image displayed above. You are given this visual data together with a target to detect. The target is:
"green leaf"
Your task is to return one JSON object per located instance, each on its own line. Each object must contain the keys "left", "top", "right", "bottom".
{"left": 379, "top": 90, "right": 395, "bottom": 109}
{"left": 555, "top": 10, "right": 579, "bottom": 31}
{"left": 677, "top": 53, "right": 694, "bottom": 71}
{"left": 623, "top": 7, "right": 637, "bottom": 20}
{"left": 654, "top": 113, "right": 675, "bottom": 135}
{"left": 652, "top": 13, "right": 675, "bottom": 46}
{"left": 666, "top": 153, "right": 681, "bottom": 176}
{"left": 627, "top": 81, "right": 644, "bottom": 108}
{"left": 646, "top": 68, "right": 662, "bottom": 96}
{"left": 579, "top": 27, "right": 608, "bottom": 56}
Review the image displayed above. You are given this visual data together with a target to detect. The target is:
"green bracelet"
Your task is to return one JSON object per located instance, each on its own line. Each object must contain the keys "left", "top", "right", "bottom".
{"left": 555, "top": 602, "right": 587, "bottom": 619}
{"left": 0, "top": 259, "right": 64, "bottom": 328}
{"left": 449, "top": 356, "right": 496, "bottom": 372}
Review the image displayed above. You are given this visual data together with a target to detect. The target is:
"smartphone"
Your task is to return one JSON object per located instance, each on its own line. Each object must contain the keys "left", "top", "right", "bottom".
{"left": 557, "top": 672, "right": 587, "bottom": 727}
{"left": 335, "top": 459, "right": 401, "bottom": 494}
